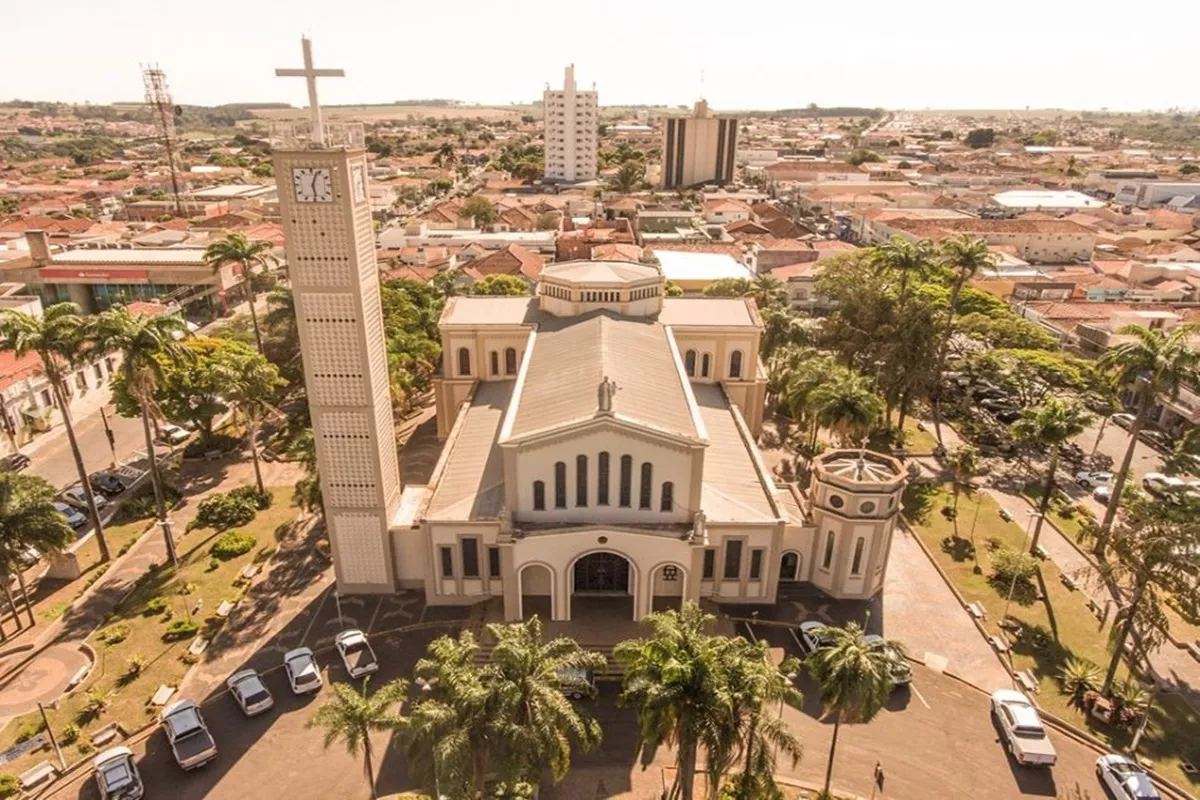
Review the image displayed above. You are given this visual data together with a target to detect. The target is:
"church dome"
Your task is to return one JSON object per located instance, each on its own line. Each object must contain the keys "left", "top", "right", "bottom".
{"left": 538, "top": 259, "right": 665, "bottom": 318}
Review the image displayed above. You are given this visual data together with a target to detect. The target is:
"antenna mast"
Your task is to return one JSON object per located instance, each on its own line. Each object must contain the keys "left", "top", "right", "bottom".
{"left": 142, "top": 65, "right": 183, "bottom": 216}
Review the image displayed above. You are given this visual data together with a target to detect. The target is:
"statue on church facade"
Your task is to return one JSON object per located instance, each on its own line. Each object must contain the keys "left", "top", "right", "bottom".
{"left": 597, "top": 375, "right": 618, "bottom": 415}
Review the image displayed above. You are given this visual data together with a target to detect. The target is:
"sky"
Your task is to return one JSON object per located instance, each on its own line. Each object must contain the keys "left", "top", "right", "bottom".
{"left": 3, "top": 0, "right": 1196, "bottom": 113}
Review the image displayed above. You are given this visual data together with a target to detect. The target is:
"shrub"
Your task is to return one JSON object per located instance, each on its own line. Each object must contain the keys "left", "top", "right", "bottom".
{"left": 191, "top": 490, "right": 257, "bottom": 531}
{"left": 83, "top": 687, "right": 112, "bottom": 717}
{"left": 13, "top": 719, "right": 45, "bottom": 744}
{"left": 229, "top": 484, "right": 273, "bottom": 510}
{"left": 76, "top": 740, "right": 94, "bottom": 755}
{"left": 182, "top": 432, "right": 241, "bottom": 459}
{"left": 1058, "top": 657, "right": 1102, "bottom": 707}
{"left": 59, "top": 723, "right": 80, "bottom": 745}
{"left": 145, "top": 596, "right": 168, "bottom": 616}
{"left": 984, "top": 536, "right": 1004, "bottom": 552}
{"left": 97, "top": 623, "right": 131, "bottom": 646}
{"left": 0, "top": 774, "right": 18, "bottom": 798}
{"left": 163, "top": 618, "right": 199, "bottom": 641}
{"left": 990, "top": 546, "right": 1038, "bottom": 586}
{"left": 124, "top": 653, "right": 148, "bottom": 679}
{"left": 208, "top": 557, "right": 221, "bottom": 572}
{"left": 211, "top": 530, "right": 257, "bottom": 560}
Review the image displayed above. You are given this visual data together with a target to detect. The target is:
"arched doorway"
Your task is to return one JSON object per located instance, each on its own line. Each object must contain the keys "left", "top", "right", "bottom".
{"left": 650, "top": 562, "right": 687, "bottom": 613}
{"left": 570, "top": 551, "right": 634, "bottom": 621}
{"left": 518, "top": 563, "right": 553, "bottom": 620}
{"left": 780, "top": 551, "right": 801, "bottom": 582}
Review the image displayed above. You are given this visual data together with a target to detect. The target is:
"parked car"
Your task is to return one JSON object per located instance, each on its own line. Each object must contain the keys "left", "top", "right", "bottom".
{"left": 991, "top": 689, "right": 1057, "bottom": 767}
{"left": 1142, "top": 473, "right": 1186, "bottom": 498}
{"left": 1075, "top": 470, "right": 1112, "bottom": 489}
{"left": 90, "top": 472, "right": 127, "bottom": 497}
{"left": 0, "top": 453, "right": 30, "bottom": 472}
{"left": 226, "top": 669, "right": 274, "bottom": 717}
{"left": 557, "top": 666, "right": 597, "bottom": 700}
{"left": 93, "top": 745, "right": 144, "bottom": 800}
{"left": 62, "top": 485, "right": 108, "bottom": 512}
{"left": 1093, "top": 485, "right": 1113, "bottom": 506}
{"left": 1111, "top": 413, "right": 1137, "bottom": 431}
{"left": 864, "top": 634, "right": 911, "bottom": 688}
{"left": 334, "top": 629, "right": 379, "bottom": 679}
{"left": 54, "top": 501, "right": 87, "bottom": 529}
{"left": 284, "top": 647, "right": 323, "bottom": 695}
{"left": 1137, "top": 429, "right": 1174, "bottom": 453}
{"left": 158, "top": 423, "right": 190, "bottom": 445}
{"left": 16, "top": 545, "right": 42, "bottom": 567}
{"left": 798, "top": 621, "right": 837, "bottom": 655}
{"left": 160, "top": 699, "right": 218, "bottom": 770}
{"left": 1095, "top": 753, "right": 1160, "bottom": 799}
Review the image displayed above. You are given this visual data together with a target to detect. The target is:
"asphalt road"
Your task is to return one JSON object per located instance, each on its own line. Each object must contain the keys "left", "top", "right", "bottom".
{"left": 25, "top": 404, "right": 149, "bottom": 490}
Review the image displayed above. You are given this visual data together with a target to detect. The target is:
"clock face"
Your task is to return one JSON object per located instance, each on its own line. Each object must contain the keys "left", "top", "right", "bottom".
{"left": 292, "top": 167, "right": 333, "bottom": 203}
{"left": 351, "top": 164, "right": 366, "bottom": 202}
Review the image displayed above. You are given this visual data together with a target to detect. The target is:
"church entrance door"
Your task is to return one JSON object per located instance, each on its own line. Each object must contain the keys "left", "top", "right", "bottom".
{"left": 573, "top": 552, "right": 631, "bottom": 594}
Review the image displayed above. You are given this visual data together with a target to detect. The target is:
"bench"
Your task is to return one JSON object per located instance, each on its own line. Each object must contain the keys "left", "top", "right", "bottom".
{"left": 1015, "top": 669, "right": 1039, "bottom": 693}
{"left": 216, "top": 600, "right": 235, "bottom": 618}
{"left": 188, "top": 637, "right": 208, "bottom": 656}
{"left": 150, "top": 685, "right": 176, "bottom": 707}
{"left": 1191, "top": 643, "right": 1200, "bottom": 664}
{"left": 989, "top": 634, "right": 1010, "bottom": 653}
{"left": 91, "top": 722, "right": 123, "bottom": 747}
{"left": 1060, "top": 573, "right": 1078, "bottom": 591}
{"left": 1032, "top": 544, "right": 1048, "bottom": 560}
{"left": 240, "top": 565, "right": 259, "bottom": 580}
{"left": 67, "top": 663, "right": 90, "bottom": 689}
{"left": 19, "top": 761, "right": 57, "bottom": 790}
{"left": 967, "top": 601, "right": 987, "bottom": 620}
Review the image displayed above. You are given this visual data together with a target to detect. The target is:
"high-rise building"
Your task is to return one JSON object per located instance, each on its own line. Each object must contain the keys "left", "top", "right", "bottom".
{"left": 661, "top": 100, "right": 739, "bottom": 190}
{"left": 543, "top": 65, "right": 597, "bottom": 183}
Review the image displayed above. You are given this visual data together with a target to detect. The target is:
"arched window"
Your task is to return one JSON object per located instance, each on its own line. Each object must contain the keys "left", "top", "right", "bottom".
{"left": 490, "top": 351, "right": 500, "bottom": 376}
{"left": 597, "top": 452, "right": 610, "bottom": 505}
{"left": 457, "top": 347, "right": 471, "bottom": 376}
{"left": 730, "top": 350, "right": 743, "bottom": 379}
{"left": 619, "top": 455, "right": 633, "bottom": 507}
{"left": 660, "top": 481, "right": 674, "bottom": 512}
{"left": 639, "top": 462, "right": 653, "bottom": 509}
{"left": 822, "top": 532, "right": 835, "bottom": 570}
{"left": 504, "top": 347, "right": 517, "bottom": 375}
{"left": 554, "top": 462, "right": 567, "bottom": 508}
{"left": 685, "top": 350, "right": 697, "bottom": 377}
{"left": 576, "top": 454, "right": 588, "bottom": 507}
{"left": 851, "top": 537, "right": 866, "bottom": 576}
{"left": 701, "top": 353, "right": 711, "bottom": 378}
{"left": 533, "top": 481, "right": 545, "bottom": 511}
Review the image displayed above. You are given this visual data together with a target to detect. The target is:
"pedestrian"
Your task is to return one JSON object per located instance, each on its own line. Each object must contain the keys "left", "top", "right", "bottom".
{"left": 874, "top": 760, "right": 885, "bottom": 791}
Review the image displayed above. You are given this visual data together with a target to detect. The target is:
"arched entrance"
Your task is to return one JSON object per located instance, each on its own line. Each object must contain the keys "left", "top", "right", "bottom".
{"left": 650, "top": 562, "right": 687, "bottom": 613}
{"left": 518, "top": 563, "right": 553, "bottom": 620}
{"left": 780, "top": 551, "right": 802, "bottom": 582}
{"left": 570, "top": 551, "right": 634, "bottom": 621}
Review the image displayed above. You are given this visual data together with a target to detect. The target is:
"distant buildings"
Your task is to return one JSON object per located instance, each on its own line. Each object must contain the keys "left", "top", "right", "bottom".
{"left": 662, "top": 101, "right": 739, "bottom": 190}
{"left": 543, "top": 65, "right": 597, "bottom": 184}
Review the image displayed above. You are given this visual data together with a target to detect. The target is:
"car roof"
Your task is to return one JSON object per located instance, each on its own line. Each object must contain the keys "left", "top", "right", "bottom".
{"left": 284, "top": 647, "right": 313, "bottom": 660}
{"left": 94, "top": 746, "right": 133, "bottom": 767}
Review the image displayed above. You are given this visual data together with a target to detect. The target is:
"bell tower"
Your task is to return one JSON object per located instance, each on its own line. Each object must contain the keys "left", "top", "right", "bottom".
{"left": 272, "top": 37, "right": 401, "bottom": 593}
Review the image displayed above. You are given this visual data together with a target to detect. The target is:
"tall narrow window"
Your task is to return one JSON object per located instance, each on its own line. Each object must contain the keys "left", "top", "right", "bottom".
{"left": 850, "top": 537, "right": 866, "bottom": 576}
{"left": 619, "top": 455, "right": 632, "bottom": 507}
{"left": 723, "top": 540, "right": 743, "bottom": 580}
{"left": 488, "top": 546, "right": 501, "bottom": 578}
{"left": 505, "top": 347, "right": 517, "bottom": 375}
{"left": 685, "top": 350, "right": 697, "bottom": 376}
{"left": 576, "top": 455, "right": 588, "bottom": 507}
{"left": 461, "top": 539, "right": 480, "bottom": 578}
{"left": 554, "top": 462, "right": 567, "bottom": 508}
{"left": 749, "top": 549, "right": 764, "bottom": 581}
{"left": 533, "top": 481, "right": 545, "bottom": 511}
{"left": 490, "top": 351, "right": 500, "bottom": 376}
{"left": 823, "top": 532, "right": 836, "bottom": 570}
{"left": 639, "top": 462, "right": 653, "bottom": 509}
{"left": 660, "top": 481, "right": 674, "bottom": 512}
{"left": 597, "top": 452, "right": 610, "bottom": 505}
{"left": 457, "top": 347, "right": 471, "bottom": 376}
{"left": 702, "top": 549, "right": 716, "bottom": 580}
{"left": 730, "top": 350, "right": 743, "bottom": 379}
{"left": 439, "top": 546, "right": 454, "bottom": 578}
{"left": 701, "top": 353, "right": 711, "bottom": 378}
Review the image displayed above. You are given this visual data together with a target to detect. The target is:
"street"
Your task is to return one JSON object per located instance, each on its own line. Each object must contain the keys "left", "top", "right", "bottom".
{"left": 24, "top": 404, "right": 148, "bottom": 490}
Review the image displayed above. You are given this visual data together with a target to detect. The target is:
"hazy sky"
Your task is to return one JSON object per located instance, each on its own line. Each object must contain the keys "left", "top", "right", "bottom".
{"left": 4, "top": 0, "right": 1195, "bottom": 113}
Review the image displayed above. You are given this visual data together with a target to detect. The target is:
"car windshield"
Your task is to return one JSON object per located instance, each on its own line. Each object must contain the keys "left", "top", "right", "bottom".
{"left": 101, "top": 761, "right": 132, "bottom": 789}
{"left": 244, "top": 689, "right": 271, "bottom": 706}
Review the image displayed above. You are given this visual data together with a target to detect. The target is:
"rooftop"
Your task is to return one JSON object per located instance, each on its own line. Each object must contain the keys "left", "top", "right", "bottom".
{"left": 991, "top": 190, "right": 1106, "bottom": 209}
{"left": 655, "top": 250, "right": 754, "bottom": 282}
{"left": 426, "top": 382, "right": 511, "bottom": 521}
{"left": 693, "top": 383, "right": 778, "bottom": 522}
{"left": 48, "top": 248, "right": 210, "bottom": 266}
{"left": 541, "top": 260, "right": 659, "bottom": 285}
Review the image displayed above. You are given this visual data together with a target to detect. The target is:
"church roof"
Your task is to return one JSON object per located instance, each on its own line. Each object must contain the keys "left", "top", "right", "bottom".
{"left": 693, "top": 383, "right": 779, "bottom": 522}
{"left": 505, "top": 312, "right": 700, "bottom": 443}
{"left": 540, "top": 259, "right": 659, "bottom": 284}
{"left": 426, "top": 381, "right": 511, "bottom": 520}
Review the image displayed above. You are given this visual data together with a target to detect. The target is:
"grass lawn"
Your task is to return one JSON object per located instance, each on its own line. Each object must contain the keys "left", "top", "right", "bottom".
{"left": 1017, "top": 481, "right": 1093, "bottom": 543}
{"left": 902, "top": 417, "right": 940, "bottom": 455}
{"left": 904, "top": 482, "right": 1200, "bottom": 791}
{"left": 0, "top": 488, "right": 298, "bottom": 779}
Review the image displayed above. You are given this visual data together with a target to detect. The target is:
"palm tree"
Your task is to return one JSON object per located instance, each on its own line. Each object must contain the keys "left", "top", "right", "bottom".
{"left": 945, "top": 444, "right": 979, "bottom": 538}
{"left": 746, "top": 274, "right": 788, "bottom": 310}
{"left": 289, "top": 429, "right": 323, "bottom": 527}
{"left": 809, "top": 370, "right": 884, "bottom": 447}
{"left": 1012, "top": 398, "right": 1091, "bottom": 554}
{"left": 433, "top": 142, "right": 457, "bottom": 168}
{"left": 202, "top": 233, "right": 278, "bottom": 353}
{"left": 263, "top": 286, "right": 298, "bottom": 353}
{"left": 759, "top": 307, "right": 811, "bottom": 362}
{"left": 869, "top": 236, "right": 936, "bottom": 307}
{"left": 806, "top": 622, "right": 898, "bottom": 798}
{"left": 485, "top": 616, "right": 606, "bottom": 786}
{"left": 0, "top": 472, "right": 74, "bottom": 629}
{"left": 1095, "top": 324, "right": 1200, "bottom": 552}
{"left": 608, "top": 160, "right": 646, "bottom": 193}
{"left": 0, "top": 303, "right": 111, "bottom": 562}
{"left": 219, "top": 351, "right": 284, "bottom": 497}
{"left": 88, "top": 307, "right": 189, "bottom": 566}
{"left": 307, "top": 678, "right": 408, "bottom": 800}
{"left": 932, "top": 235, "right": 996, "bottom": 444}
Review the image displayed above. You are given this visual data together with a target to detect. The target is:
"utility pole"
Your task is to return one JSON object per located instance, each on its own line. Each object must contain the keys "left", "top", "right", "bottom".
{"left": 37, "top": 702, "right": 66, "bottom": 771}
{"left": 142, "top": 66, "right": 184, "bottom": 217}
{"left": 100, "top": 406, "right": 118, "bottom": 468}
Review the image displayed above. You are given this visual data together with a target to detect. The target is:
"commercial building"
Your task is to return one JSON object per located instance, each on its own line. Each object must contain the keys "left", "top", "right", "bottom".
{"left": 991, "top": 190, "right": 1105, "bottom": 212}
{"left": 543, "top": 65, "right": 597, "bottom": 183}
{"left": 661, "top": 101, "right": 739, "bottom": 190}
{"left": 1115, "top": 180, "right": 1200, "bottom": 208}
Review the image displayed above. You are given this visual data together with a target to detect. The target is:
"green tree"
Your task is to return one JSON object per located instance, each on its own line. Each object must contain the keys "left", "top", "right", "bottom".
{"left": 430, "top": 268, "right": 469, "bottom": 300}
{"left": 608, "top": 160, "right": 646, "bottom": 193}
{"left": 0, "top": 196, "right": 17, "bottom": 214}
{"left": 202, "top": 233, "right": 278, "bottom": 353}
{"left": 846, "top": 148, "right": 882, "bottom": 166}
{"left": 219, "top": 349, "right": 285, "bottom": 496}
{"left": 806, "top": 622, "right": 898, "bottom": 798}
{"left": 747, "top": 274, "right": 788, "bottom": 310}
{"left": 307, "top": 678, "right": 408, "bottom": 800}
{"left": 809, "top": 370, "right": 884, "bottom": 447}
{"left": 703, "top": 278, "right": 753, "bottom": 298}
{"left": 868, "top": 236, "right": 935, "bottom": 307}
{"left": 1095, "top": 324, "right": 1200, "bottom": 551}
{"left": 665, "top": 281, "right": 684, "bottom": 297}
{"left": 88, "top": 307, "right": 190, "bottom": 566}
{"left": 432, "top": 142, "right": 458, "bottom": 168}
{"left": 470, "top": 274, "right": 529, "bottom": 296}
{"left": 955, "top": 311, "right": 1059, "bottom": 351}
{"left": 945, "top": 444, "right": 979, "bottom": 533}
{"left": 967, "top": 348, "right": 1097, "bottom": 409}
{"left": 0, "top": 473, "right": 73, "bottom": 631}
{"left": 462, "top": 195, "right": 497, "bottom": 230}
{"left": 965, "top": 128, "right": 996, "bottom": 148}
{"left": 289, "top": 429, "right": 322, "bottom": 527}
{"left": 0, "top": 303, "right": 111, "bottom": 562}
{"left": 1012, "top": 397, "right": 1091, "bottom": 553}
{"left": 759, "top": 306, "right": 812, "bottom": 362}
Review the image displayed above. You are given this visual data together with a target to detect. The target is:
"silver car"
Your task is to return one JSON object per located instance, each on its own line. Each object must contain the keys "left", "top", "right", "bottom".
{"left": 1096, "top": 754, "right": 1160, "bottom": 799}
{"left": 284, "top": 647, "right": 323, "bottom": 695}
{"left": 62, "top": 485, "right": 108, "bottom": 512}
{"left": 54, "top": 501, "right": 87, "bottom": 529}
{"left": 227, "top": 668, "right": 274, "bottom": 717}
{"left": 93, "top": 746, "right": 144, "bottom": 799}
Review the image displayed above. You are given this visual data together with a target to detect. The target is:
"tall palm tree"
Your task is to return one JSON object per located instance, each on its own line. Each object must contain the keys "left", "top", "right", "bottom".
{"left": 932, "top": 235, "right": 996, "bottom": 444}
{"left": 806, "top": 622, "right": 897, "bottom": 798}
{"left": 263, "top": 286, "right": 298, "bottom": 353}
{"left": 759, "top": 307, "right": 811, "bottom": 362}
{"left": 289, "top": 429, "right": 323, "bottom": 527}
{"left": 1012, "top": 398, "right": 1091, "bottom": 554}
{"left": 218, "top": 351, "right": 284, "bottom": 497}
{"left": 485, "top": 616, "right": 606, "bottom": 786}
{"left": 746, "top": 274, "right": 788, "bottom": 310}
{"left": 0, "top": 472, "right": 74, "bottom": 629}
{"left": 202, "top": 232, "right": 278, "bottom": 353}
{"left": 0, "top": 303, "right": 111, "bottom": 562}
{"left": 809, "top": 370, "right": 884, "bottom": 447}
{"left": 88, "top": 307, "right": 189, "bottom": 566}
{"left": 945, "top": 444, "right": 979, "bottom": 538}
{"left": 307, "top": 678, "right": 408, "bottom": 800}
{"left": 869, "top": 236, "right": 936, "bottom": 307}
{"left": 1095, "top": 324, "right": 1200, "bottom": 552}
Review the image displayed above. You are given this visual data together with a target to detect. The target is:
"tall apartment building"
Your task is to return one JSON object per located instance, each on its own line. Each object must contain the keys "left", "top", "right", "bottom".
{"left": 662, "top": 100, "right": 739, "bottom": 190}
{"left": 543, "top": 65, "right": 597, "bottom": 183}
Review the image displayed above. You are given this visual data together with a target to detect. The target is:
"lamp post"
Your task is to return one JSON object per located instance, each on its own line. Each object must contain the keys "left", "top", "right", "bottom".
{"left": 37, "top": 702, "right": 66, "bottom": 771}
{"left": 1003, "top": 511, "right": 1041, "bottom": 622}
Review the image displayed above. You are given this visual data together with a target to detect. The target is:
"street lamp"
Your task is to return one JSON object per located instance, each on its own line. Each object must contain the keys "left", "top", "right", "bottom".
{"left": 1003, "top": 511, "right": 1041, "bottom": 622}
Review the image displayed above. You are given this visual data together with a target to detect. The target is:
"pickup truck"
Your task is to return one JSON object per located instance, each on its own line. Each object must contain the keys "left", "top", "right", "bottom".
{"left": 160, "top": 699, "right": 218, "bottom": 770}
{"left": 991, "top": 689, "right": 1057, "bottom": 767}
{"left": 335, "top": 629, "right": 379, "bottom": 679}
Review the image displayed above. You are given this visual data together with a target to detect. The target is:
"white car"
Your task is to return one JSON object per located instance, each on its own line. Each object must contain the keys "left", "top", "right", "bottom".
{"left": 93, "top": 745, "right": 144, "bottom": 799}
{"left": 1096, "top": 754, "right": 1160, "bottom": 799}
{"left": 334, "top": 629, "right": 378, "bottom": 679}
{"left": 1093, "top": 485, "right": 1113, "bottom": 505}
{"left": 158, "top": 423, "right": 190, "bottom": 445}
{"left": 991, "top": 689, "right": 1057, "bottom": 767}
{"left": 62, "top": 485, "right": 109, "bottom": 512}
{"left": 54, "top": 501, "right": 88, "bottom": 529}
{"left": 284, "top": 647, "right": 323, "bottom": 695}
{"left": 798, "top": 621, "right": 836, "bottom": 655}
{"left": 1111, "top": 413, "right": 1137, "bottom": 430}
{"left": 1074, "top": 470, "right": 1112, "bottom": 489}
{"left": 226, "top": 668, "right": 274, "bottom": 717}
{"left": 1142, "top": 472, "right": 1186, "bottom": 497}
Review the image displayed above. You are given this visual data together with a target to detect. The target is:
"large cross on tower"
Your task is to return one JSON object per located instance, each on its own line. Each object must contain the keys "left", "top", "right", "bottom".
{"left": 275, "top": 36, "right": 344, "bottom": 147}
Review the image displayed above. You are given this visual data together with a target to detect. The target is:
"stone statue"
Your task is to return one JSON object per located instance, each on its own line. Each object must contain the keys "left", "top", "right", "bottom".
{"left": 691, "top": 509, "right": 707, "bottom": 542}
{"left": 597, "top": 375, "right": 618, "bottom": 415}
{"left": 498, "top": 506, "right": 513, "bottom": 537}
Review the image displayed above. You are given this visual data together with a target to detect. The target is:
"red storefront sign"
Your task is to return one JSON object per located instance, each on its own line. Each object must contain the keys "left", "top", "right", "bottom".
{"left": 39, "top": 268, "right": 151, "bottom": 281}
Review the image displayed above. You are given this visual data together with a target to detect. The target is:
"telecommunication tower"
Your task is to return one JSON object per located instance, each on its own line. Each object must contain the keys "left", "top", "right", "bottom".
{"left": 142, "top": 65, "right": 184, "bottom": 216}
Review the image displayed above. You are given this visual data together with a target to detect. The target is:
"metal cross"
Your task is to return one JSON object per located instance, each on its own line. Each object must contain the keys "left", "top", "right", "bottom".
{"left": 275, "top": 36, "right": 344, "bottom": 147}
